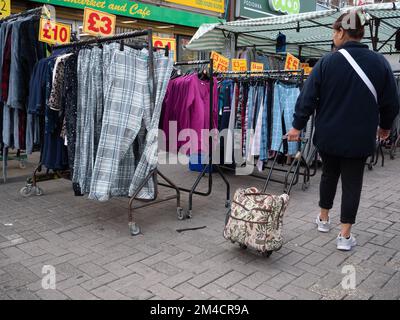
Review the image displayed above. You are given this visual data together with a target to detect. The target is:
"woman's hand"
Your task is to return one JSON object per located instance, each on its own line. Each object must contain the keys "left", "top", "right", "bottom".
{"left": 378, "top": 128, "right": 391, "bottom": 141}
{"left": 286, "top": 128, "right": 301, "bottom": 141}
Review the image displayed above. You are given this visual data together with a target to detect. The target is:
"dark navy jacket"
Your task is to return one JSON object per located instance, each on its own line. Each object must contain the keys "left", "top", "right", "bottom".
{"left": 293, "top": 41, "right": 400, "bottom": 158}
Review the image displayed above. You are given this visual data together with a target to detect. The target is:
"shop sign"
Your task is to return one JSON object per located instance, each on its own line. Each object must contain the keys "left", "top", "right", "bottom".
{"left": 211, "top": 51, "right": 229, "bottom": 72}
{"left": 39, "top": 18, "right": 71, "bottom": 44}
{"left": 232, "top": 59, "right": 247, "bottom": 72}
{"left": 251, "top": 62, "right": 264, "bottom": 72}
{"left": 304, "top": 67, "right": 313, "bottom": 75}
{"left": 83, "top": 7, "right": 116, "bottom": 37}
{"left": 0, "top": 0, "right": 10, "bottom": 18}
{"left": 236, "top": 0, "right": 317, "bottom": 19}
{"left": 269, "top": 0, "right": 300, "bottom": 15}
{"left": 284, "top": 53, "right": 300, "bottom": 71}
{"left": 165, "top": 0, "right": 224, "bottom": 14}
{"left": 153, "top": 36, "right": 177, "bottom": 61}
{"left": 29, "top": 0, "right": 223, "bottom": 28}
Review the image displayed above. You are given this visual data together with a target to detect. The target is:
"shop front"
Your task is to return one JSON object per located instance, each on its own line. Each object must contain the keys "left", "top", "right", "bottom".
{"left": 11, "top": 0, "right": 225, "bottom": 61}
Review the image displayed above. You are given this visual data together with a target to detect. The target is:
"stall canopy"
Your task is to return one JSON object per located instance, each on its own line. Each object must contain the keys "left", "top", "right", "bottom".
{"left": 185, "top": 2, "right": 400, "bottom": 58}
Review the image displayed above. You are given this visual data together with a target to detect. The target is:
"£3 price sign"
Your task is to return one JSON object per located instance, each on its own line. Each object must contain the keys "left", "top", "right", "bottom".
{"left": 285, "top": 53, "right": 300, "bottom": 71}
{"left": 232, "top": 59, "right": 247, "bottom": 72}
{"left": 83, "top": 7, "right": 116, "bottom": 37}
{"left": 39, "top": 18, "right": 71, "bottom": 45}
{"left": 0, "top": 0, "right": 10, "bottom": 18}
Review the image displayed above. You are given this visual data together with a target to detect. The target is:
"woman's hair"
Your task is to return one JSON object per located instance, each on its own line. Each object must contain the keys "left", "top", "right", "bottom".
{"left": 333, "top": 11, "right": 365, "bottom": 40}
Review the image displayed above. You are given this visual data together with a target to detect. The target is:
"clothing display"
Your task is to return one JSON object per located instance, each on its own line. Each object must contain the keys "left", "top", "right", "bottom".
{"left": 27, "top": 40, "right": 173, "bottom": 201}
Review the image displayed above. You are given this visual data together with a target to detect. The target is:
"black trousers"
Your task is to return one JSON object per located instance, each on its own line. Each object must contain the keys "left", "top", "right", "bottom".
{"left": 319, "top": 152, "right": 367, "bottom": 224}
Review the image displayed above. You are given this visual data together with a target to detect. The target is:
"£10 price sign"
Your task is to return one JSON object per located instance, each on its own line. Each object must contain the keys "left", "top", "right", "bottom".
{"left": 39, "top": 18, "right": 71, "bottom": 45}
{"left": 83, "top": 8, "right": 116, "bottom": 37}
{"left": 285, "top": 53, "right": 300, "bottom": 71}
{"left": 251, "top": 62, "right": 264, "bottom": 73}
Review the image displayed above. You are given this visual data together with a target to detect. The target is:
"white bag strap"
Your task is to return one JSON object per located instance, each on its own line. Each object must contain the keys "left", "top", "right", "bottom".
{"left": 338, "top": 49, "right": 378, "bottom": 104}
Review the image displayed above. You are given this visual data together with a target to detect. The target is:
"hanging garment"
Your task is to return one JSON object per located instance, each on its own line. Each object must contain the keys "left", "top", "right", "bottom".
{"left": 270, "top": 82, "right": 300, "bottom": 156}
{"left": 88, "top": 46, "right": 173, "bottom": 201}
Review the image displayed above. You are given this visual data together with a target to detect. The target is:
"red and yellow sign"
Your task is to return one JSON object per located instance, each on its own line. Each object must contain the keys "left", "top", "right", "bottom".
{"left": 232, "top": 59, "right": 247, "bottom": 72}
{"left": 39, "top": 18, "right": 71, "bottom": 45}
{"left": 304, "top": 67, "right": 313, "bottom": 75}
{"left": 83, "top": 7, "right": 116, "bottom": 37}
{"left": 165, "top": 0, "right": 224, "bottom": 14}
{"left": 0, "top": 0, "right": 11, "bottom": 18}
{"left": 251, "top": 62, "right": 264, "bottom": 72}
{"left": 211, "top": 51, "right": 229, "bottom": 72}
{"left": 153, "top": 36, "right": 177, "bottom": 61}
{"left": 285, "top": 53, "right": 300, "bottom": 71}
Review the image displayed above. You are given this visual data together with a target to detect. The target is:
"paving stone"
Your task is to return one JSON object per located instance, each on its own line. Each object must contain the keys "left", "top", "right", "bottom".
{"left": 91, "top": 286, "right": 129, "bottom": 300}
{"left": 148, "top": 283, "right": 183, "bottom": 300}
{"left": 229, "top": 283, "right": 266, "bottom": 300}
{"left": 64, "top": 286, "right": 99, "bottom": 300}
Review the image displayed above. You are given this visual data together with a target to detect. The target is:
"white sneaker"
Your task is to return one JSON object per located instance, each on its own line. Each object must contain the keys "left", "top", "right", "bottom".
{"left": 336, "top": 234, "right": 357, "bottom": 251}
{"left": 315, "top": 215, "right": 330, "bottom": 233}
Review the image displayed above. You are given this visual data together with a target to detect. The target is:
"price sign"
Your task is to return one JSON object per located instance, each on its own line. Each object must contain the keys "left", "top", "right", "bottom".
{"left": 232, "top": 59, "right": 247, "bottom": 72}
{"left": 39, "top": 18, "right": 71, "bottom": 45}
{"left": 251, "top": 62, "right": 264, "bottom": 72}
{"left": 285, "top": 53, "right": 300, "bottom": 71}
{"left": 153, "top": 36, "right": 176, "bottom": 61}
{"left": 304, "top": 67, "right": 313, "bottom": 75}
{"left": 300, "top": 63, "right": 309, "bottom": 69}
{"left": 83, "top": 7, "right": 116, "bottom": 37}
{"left": 0, "top": 0, "right": 10, "bottom": 18}
{"left": 211, "top": 51, "right": 229, "bottom": 72}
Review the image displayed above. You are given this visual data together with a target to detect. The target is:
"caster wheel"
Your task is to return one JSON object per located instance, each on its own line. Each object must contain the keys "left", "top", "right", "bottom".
{"left": 230, "top": 240, "right": 235, "bottom": 244}
{"left": 177, "top": 208, "right": 185, "bottom": 220}
{"left": 129, "top": 223, "right": 141, "bottom": 236}
{"left": 239, "top": 244, "right": 247, "bottom": 250}
{"left": 262, "top": 251, "right": 273, "bottom": 258}
{"left": 225, "top": 200, "right": 231, "bottom": 208}
{"left": 19, "top": 161, "right": 26, "bottom": 169}
{"left": 20, "top": 186, "right": 33, "bottom": 197}
{"left": 368, "top": 164, "right": 373, "bottom": 171}
{"left": 186, "top": 210, "right": 192, "bottom": 219}
{"left": 33, "top": 186, "right": 44, "bottom": 196}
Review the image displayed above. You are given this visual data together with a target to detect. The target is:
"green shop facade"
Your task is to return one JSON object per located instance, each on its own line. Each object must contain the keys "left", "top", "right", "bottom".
{"left": 12, "top": 0, "right": 225, "bottom": 61}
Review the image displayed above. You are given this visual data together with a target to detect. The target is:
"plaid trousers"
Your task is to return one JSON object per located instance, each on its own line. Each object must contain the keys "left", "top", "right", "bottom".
{"left": 270, "top": 82, "right": 300, "bottom": 156}
{"left": 72, "top": 47, "right": 103, "bottom": 193}
{"left": 129, "top": 51, "right": 174, "bottom": 199}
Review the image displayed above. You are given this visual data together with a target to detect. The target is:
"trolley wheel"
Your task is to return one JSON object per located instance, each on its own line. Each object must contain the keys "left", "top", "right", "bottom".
{"left": 177, "top": 207, "right": 185, "bottom": 220}
{"left": 302, "top": 181, "right": 310, "bottom": 191}
{"left": 225, "top": 200, "right": 231, "bottom": 208}
{"left": 368, "top": 164, "right": 373, "bottom": 171}
{"left": 20, "top": 185, "right": 33, "bottom": 197}
{"left": 230, "top": 240, "right": 235, "bottom": 244}
{"left": 129, "top": 223, "right": 141, "bottom": 236}
{"left": 19, "top": 161, "right": 26, "bottom": 169}
{"left": 262, "top": 251, "right": 273, "bottom": 258}
{"left": 33, "top": 186, "right": 44, "bottom": 196}
{"left": 186, "top": 210, "right": 192, "bottom": 219}
{"left": 239, "top": 244, "right": 247, "bottom": 250}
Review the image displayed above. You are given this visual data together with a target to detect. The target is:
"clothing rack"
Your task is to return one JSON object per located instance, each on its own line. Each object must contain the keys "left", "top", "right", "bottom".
{"left": 0, "top": 6, "right": 44, "bottom": 22}
{"left": 130, "top": 59, "right": 231, "bottom": 224}
{"left": 22, "top": 29, "right": 181, "bottom": 236}
{"left": 215, "top": 69, "right": 318, "bottom": 193}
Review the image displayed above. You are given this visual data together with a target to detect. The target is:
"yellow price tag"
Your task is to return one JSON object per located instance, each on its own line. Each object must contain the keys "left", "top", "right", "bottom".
{"left": 232, "top": 59, "right": 247, "bottom": 72}
{"left": 0, "top": 0, "right": 11, "bottom": 18}
{"left": 83, "top": 7, "right": 116, "bottom": 37}
{"left": 285, "top": 53, "right": 300, "bottom": 71}
{"left": 39, "top": 18, "right": 71, "bottom": 45}
{"left": 153, "top": 36, "right": 176, "bottom": 61}
{"left": 251, "top": 62, "right": 264, "bottom": 72}
{"left": 211, "top": 51, "right": 229, "bottom": 72}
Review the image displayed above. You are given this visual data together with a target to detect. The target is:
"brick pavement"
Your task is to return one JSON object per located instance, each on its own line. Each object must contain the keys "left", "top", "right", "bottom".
{"left": 0, "top": 153, "right": 399, "bottom": 300}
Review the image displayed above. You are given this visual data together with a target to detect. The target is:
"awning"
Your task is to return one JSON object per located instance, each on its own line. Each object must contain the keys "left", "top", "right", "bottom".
{"left": 186, "top": 2, "right": 400, "bottom": 57}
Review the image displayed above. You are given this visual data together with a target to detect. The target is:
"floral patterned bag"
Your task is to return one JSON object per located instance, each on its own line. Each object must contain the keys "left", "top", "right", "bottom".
{"left": 224, "top": 187, "right": 290, "bottom": 255}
